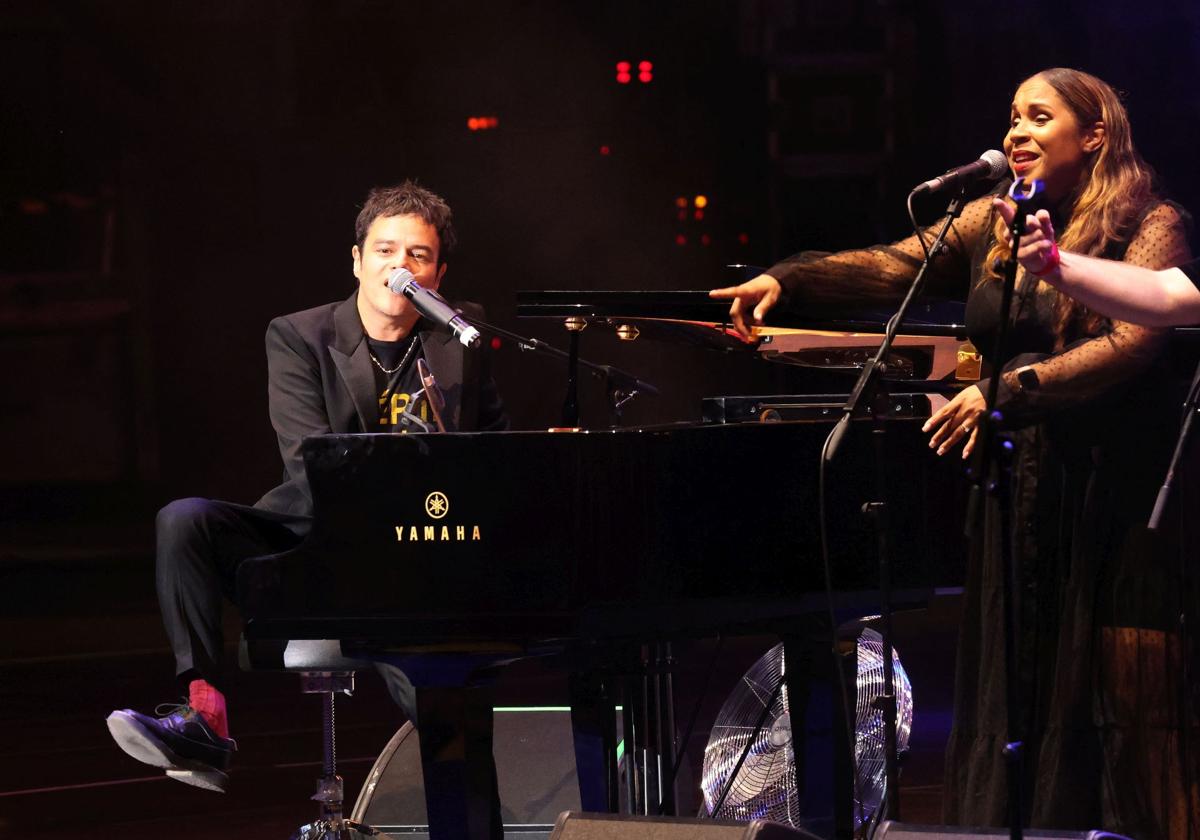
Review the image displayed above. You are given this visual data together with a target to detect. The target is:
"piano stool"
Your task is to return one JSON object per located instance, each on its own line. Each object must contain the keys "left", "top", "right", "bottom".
{"left": 238, "top": 636, "right": 392, "bottom": 840}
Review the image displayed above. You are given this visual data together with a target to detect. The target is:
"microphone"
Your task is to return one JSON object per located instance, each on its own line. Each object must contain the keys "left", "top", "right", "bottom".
{"left": 387, "top": 268, "right": 482, "bottom": 348}
{"left": 913, "top": 149, "right": 1008, "bottom": 195}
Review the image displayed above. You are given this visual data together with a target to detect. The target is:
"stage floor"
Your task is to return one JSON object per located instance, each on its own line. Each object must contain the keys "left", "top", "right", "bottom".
{"left": 0, "top": 541, "right": 960, "bottom": 838}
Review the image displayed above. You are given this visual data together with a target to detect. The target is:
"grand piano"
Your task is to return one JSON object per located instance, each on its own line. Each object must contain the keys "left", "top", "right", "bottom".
{"left": 238, "top": 290, "right": 973, "bottom": 839}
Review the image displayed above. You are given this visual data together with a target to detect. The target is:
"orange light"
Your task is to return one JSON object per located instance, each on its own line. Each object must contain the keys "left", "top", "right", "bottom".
{"left": 694, "top": 195, "right": 708, "bottom": 208}
{"left": 674, "top": 196, "right": 687, "bottom": 208}
{"left": 467, "top": 117, "right": 479, "bottom": 131}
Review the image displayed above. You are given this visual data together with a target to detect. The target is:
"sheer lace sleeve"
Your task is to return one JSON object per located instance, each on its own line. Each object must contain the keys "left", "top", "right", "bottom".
{"left": 995, "top": 202, "right": 1193, "bottom": 424}
{"left": 765, "top": 193, "right": 998, "bottom": 307}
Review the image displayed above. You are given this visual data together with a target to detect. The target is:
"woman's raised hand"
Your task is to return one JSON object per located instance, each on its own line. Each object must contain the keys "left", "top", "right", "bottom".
{"left": 993, "top": 199, "right": 1061, "bottom": 278}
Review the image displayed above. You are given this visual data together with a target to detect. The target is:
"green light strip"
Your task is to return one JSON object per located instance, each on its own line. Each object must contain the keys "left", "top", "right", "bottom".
{"left": 492, "top": 706, "right": 625, "bottom": 713}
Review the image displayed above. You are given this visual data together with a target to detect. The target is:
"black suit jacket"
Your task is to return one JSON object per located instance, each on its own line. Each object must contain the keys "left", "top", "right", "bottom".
{"left": 254, "top": 290, "right": 508, "bottom": 518}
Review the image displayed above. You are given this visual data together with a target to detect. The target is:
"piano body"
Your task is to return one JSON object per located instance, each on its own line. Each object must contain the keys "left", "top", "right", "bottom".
{"left": 238, "top": 291, "right": 973, "bottom": 838}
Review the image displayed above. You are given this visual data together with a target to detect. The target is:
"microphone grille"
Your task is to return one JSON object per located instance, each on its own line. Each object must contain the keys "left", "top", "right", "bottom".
{"left": 980, "top": 149, "right": 1008, "bottom": 179}
{"left": 387, "top": 268, "right": 416, "bottom": 295}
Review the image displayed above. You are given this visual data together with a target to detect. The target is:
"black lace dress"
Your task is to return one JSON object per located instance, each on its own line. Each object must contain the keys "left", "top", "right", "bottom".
{"left": 764, "top": 186, "right": 1197, "bottom": 839}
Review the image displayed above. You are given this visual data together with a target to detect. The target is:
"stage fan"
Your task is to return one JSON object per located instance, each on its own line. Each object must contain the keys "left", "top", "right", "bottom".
{"left": 700, "top": 628, "right": 913, "bottom": 832}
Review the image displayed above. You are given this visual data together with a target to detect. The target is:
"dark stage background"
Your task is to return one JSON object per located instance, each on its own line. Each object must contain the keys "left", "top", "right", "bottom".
{"left": 2, "top": 0, "right": 1198, "bottom": 504}
{"left": 2, "top": 2, "right": 1200, "bottom": 837}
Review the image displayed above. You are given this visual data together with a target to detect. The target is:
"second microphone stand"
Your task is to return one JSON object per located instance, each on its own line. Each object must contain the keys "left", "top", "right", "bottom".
{"left": 964, "top": 177, "right": 1044, "bottom": 840}
{"left": 826, "top": 186, "right": 970, "bottom": 833}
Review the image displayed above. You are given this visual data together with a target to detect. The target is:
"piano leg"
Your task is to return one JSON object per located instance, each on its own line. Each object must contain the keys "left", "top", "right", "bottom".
{"left": 781, "top": 633, "right": 855, "bottom": 840}
{"left": 568, "top": 669, "right": 620, "bottom": 812}
{"left": 414, "top": 685, "right": 503, "bottom": 840}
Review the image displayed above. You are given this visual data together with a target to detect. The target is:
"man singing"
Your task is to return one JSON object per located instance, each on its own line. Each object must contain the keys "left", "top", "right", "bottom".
{"left": 106, "top": 181, "right": 508, "bottom": 791}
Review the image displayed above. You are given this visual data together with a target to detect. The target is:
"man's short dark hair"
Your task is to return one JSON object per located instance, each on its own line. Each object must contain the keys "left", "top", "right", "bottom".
{"left": 355, "top": 181, "right": 456, "bottom": 263}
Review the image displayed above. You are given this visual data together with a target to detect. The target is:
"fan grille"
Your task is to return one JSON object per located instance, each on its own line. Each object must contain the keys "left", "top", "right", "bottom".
{"left": 701, "top": 631, "right": 913, "bottom": 828}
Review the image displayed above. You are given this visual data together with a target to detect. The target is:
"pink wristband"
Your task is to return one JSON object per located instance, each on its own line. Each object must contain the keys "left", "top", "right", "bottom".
{"left": 1031, "top": 242, "right": 1061, "bottom": 277}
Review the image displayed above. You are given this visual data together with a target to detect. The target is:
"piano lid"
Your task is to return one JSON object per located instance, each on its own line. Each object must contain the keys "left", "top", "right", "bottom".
{"left": 514, "top": 289, "right": 968, "bottom": 338}
{"left": 515, "top": 290, "right": 970, "bottom": 380}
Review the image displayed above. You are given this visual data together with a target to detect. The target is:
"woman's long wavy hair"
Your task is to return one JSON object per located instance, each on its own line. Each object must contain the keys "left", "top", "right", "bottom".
{"left": 986, "top": 67, "right": 1157, "bottom": 339}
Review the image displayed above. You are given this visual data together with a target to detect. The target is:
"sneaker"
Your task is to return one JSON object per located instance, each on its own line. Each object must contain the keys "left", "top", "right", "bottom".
{"left": 106, "top": 703, "right": 236, "bottom": 792}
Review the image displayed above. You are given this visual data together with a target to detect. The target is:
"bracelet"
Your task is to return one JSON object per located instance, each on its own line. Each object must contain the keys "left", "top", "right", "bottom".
{"left": 1031, "top": 242, "right": 1061, "bottom": 277}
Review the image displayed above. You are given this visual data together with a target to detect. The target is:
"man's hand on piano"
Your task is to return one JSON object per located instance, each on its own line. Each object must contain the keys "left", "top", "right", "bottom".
{"left": 708, "top": 274, "right": 783, "bottom": 338}
{"left": 922, "top": 384, "right": 986, "bottom": 458}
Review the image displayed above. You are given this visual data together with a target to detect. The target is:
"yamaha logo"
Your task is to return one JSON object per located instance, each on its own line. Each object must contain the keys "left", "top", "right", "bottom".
{"left": 394, "top": 491, "right": 481, "bottom": 544}
{"left": 425, "top": 491, "right": 449, "bottom": 519}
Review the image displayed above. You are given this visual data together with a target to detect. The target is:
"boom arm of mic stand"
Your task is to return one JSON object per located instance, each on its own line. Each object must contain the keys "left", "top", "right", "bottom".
{"left": 467, "top": 316, "right": 660, "bottom": 405}
{"left": 825, "top": 189, "right": 967, "bottom": 463}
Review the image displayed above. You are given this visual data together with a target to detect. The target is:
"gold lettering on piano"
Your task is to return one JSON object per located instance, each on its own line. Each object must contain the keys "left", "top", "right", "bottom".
{"left": 392, "top": 524, "right": 484, "bottom": 543}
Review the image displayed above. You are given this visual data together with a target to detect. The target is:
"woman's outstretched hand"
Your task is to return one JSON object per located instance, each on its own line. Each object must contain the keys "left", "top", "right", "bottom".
{"left": 708, "top": 274, "right": 783, "bottom": 338}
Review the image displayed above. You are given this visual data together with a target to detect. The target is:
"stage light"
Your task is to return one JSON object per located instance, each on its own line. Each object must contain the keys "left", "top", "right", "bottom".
{"left": 738, "top": 233, "right": 750, "bottom": 245}
{"left": 467, "top": 116, "right": 499, "bottom": 131}
{"left": 638, "top": 60, "right": 653, "bottom": 83}
{"left": 490, "top": 337, "right": 502, "bottom": 351}
{"left": 599, "top": 145, "right": 611, "bottom": 156}
{"left": 615, "top": 60, "right": 631, "bottom": 84}
{"left": 694, "top": 209, "right": 704, "bottom": 221}
{"left": 700, "top": 234, "right": 711, "bottom": 246}
{"left": 675, "top": 196, "right": 687, "bottom": 208}
{"left": 675, "top": 234, "right": 687, "bottom": 246}
{"left": 694, "top": 195, "right": 708, "bottom": 208}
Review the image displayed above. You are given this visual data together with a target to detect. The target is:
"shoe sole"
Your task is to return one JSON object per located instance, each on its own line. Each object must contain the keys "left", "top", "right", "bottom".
{"left": 165, "top": 767, "right": 229, "bottom": 793}
{"left": 106, "top": 711, "right": 229, "bottom": 793}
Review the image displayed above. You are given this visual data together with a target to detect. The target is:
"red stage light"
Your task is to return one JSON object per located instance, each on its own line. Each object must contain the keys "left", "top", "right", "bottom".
{"left": 599, "top": 145, "right": 611, "bottom": 156}
{"left": 700, "top": 234, "right": 711, "bottom": 246}
{"left": 638, "top": 60, "right": 652, "bottom": 71}
{"left": 675, "top": 234, "right": 687, "bottom": 246}
{"left": 694, "top": 209, "right": 704, "bottom": 221}
{"left": 638, "top": 60, "right": 653, "bottom": 83}
{"left": 738, "top": 233, "right": 750, "bottom": 245}
{"left": 638, "top": 71, "right": 652, "bottom": 83}
{"left": 616, "top": 60, "right": 632, "bottom": 84}
{"left": 616, "top": 61, "right": 631, "bottom": 72}
{"left": 467, "top": 116, "right": 499, "bottom": 131}
{"left": 490, "top": 337, "right": 502, "bottom": 351}
{"left": 617, "top": 73, "right": 631, "bottom": 84}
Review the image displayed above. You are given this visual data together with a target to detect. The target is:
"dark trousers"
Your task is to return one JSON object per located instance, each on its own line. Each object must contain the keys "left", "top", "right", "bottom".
{"left": 155, "top": 496, "right": 501, "bottom": 838}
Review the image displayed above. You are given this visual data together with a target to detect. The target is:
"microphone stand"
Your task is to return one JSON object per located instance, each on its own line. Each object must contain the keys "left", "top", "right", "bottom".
{"left": 1148, "top": 356, "right": 1200, "bottom": 530}
{"left": 465, "top": 316, "right": 659, "bottom": 428}
{"left": 827, "top": 185, "right": 970, "bottom": 831}
{"left": 964, "top": 178, "right": 1044, "bottom": 840}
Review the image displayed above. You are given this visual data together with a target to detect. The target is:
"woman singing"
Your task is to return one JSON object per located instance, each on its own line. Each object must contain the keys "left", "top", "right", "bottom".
{"left": 712, "top": 68, "right": 1196, "bottom": 838}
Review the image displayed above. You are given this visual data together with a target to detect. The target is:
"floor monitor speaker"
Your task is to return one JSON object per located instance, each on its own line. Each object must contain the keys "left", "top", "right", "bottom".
{"left": 874, "top": 822, "right": 1132, "bottom": 839}
{"left": 549, "top": 811, "right": 823, "bottom": 839}
{"left": 351, "top": 709, "right": 586, "bottom": 838}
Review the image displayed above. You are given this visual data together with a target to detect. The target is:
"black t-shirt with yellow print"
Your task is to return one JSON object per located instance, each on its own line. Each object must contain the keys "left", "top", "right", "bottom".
{"left": 366, "top": 334, "right": 430, "bottom": 430}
